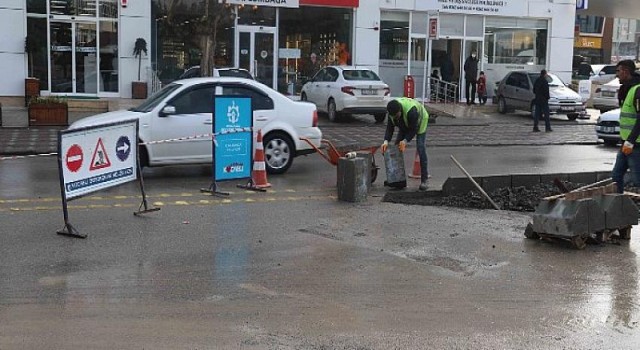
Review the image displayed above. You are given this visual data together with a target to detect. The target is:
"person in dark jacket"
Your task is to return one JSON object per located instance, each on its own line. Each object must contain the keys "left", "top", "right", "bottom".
{"left": 532, "top": 69, "right": 551, "bottom": 132}
{"left": 618, "top": 62, "right": 640, "bottom": 107}
{"left": 463, "top": 51, "right": 479, "bottom": 105}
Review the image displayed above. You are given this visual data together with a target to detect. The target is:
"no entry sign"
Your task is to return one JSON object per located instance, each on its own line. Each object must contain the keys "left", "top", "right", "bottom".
{"left": 65, "top": 144, "right": 83, "bottom": 172}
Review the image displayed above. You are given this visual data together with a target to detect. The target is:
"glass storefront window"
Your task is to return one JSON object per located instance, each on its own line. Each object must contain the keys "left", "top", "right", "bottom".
{"left": 380, "top": 21, "right": 409, "bottom": 60}
{"left": 100, "top": 0, "right": 118, "bottom": 18}
{"left": 278, "top": 7, "right": 353, "bottom": 94}
{"left": 50, "top": 0, "right": 97, "bottom": 17}
{"left": 484, "top": 28, "right": 547, "bottom": 65}
{"left": 411, "top": 38, "right": 425, "bottom": 61}
{"left": 151, "top": 1, "right": 235, "bottom": 84}
{"left": 27, "top": 0, "right": 46, "bottom": 14}
{"left": 237, "top": 6, "right": 276, "bottom": 26}
{"left": 99, "top": 21, "right": 118, "bottom": 92}
{"left": 26, "top": 17, "right": 49, "bottom": 90}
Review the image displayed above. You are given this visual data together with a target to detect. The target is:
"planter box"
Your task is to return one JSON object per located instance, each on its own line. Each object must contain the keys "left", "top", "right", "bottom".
{"left": 132, "top": 81, "right": 148, "bottom": 99}
{"left": 28, "top": 103, "right": 68, "bottom": 126}
{"left": 25, "top": 78, "right": 41, "bottom": 107}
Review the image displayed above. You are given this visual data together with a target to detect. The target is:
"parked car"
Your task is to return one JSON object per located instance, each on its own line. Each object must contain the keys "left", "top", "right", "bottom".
{"left": 69, "top": 77, "right": 321, "bottom": 174}
{"left": 595, "top": 108, "right": 621, "bottom": 146}
{"left": 300, "top": 66, "right": 391, "bottom": 123}
{"left": 178, "top": 66, "right": 254, "bottom": 80}
{"left": 496, "top": 71, "right": 586, "bottom": 121}
{"left": 592, "top": 78, "right": 620, "bottom": 113}
{"left": 589, "top": 64, "right": 617, "bottom": 85}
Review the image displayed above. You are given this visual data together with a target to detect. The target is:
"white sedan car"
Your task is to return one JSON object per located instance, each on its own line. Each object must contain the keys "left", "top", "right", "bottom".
{"left": 300, "top": 66, "right": 391, "bottom": 123}
{"left": 595, "top": 108, "right": 621, "bottom": 146}
{"left": 69, "top": 77, "right": 322, "bottom": 174}
{"left": 592, "top": 78, "right": 620, "bottom": 113}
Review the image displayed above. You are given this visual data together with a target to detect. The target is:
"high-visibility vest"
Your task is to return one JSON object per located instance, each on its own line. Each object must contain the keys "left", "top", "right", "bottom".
{"left": 619, "top": 84, "right": 640, "bottom": 142}
{"left": 389, "top": 97, "right": 429, "bottom": 134}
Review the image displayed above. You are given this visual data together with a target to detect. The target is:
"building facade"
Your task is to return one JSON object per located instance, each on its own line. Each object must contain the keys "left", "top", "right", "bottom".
{"left": 3, "top": 0, "right": 577, "bottom": 101}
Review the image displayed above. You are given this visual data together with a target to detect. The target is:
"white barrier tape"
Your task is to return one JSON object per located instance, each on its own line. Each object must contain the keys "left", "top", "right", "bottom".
{"left": 0, "top": 152, "right": 58, "bottom": 161}
{"left": 0, "top": 128, "right": 256, "bottom": 161}
{"left": 140, "top": 127, "right": 254, "bottom": 146}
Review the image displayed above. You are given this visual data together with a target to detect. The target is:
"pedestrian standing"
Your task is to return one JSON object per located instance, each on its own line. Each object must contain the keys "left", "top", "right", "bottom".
{"left": 612, "top": 59, "right": 640, "bottom": 193}
{"left": 381, "top": 98, "right": 430, "bottom": 191}
{"left": 477, "top": 71, "right": 487, "bottom": 105}
{"left": 532, "top": 69, "right": 552, "bottom": 132}
{"left": 464, "top": 50, "right": 479, "bottom": 105}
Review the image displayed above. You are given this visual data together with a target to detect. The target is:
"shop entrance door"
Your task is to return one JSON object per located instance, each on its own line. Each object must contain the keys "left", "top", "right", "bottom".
{"left": 237, "top": 26, "right": 276, "bottom": 90}
{"left": 50, "top": 20, "right": 98, "bottom": 95}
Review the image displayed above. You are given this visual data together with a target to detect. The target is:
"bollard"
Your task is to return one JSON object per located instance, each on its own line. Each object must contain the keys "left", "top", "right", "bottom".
{"left": 337, "top": 156, "right": 368, "bottom": 202}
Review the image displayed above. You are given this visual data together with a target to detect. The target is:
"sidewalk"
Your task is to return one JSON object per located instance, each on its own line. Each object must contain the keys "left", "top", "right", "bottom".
{"left": 0, "top": 101, "right": 599, "bottom": 157}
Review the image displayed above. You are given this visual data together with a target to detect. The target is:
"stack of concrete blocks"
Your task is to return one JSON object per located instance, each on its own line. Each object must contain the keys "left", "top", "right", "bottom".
{"left": 591, "top": 194, "right": 639, "bottom": 232}
{"left": 532, "top": 198, "right": 605, "bottom": 239}
{"left": 532, "top": 193, "right": 638, "bottom": 239}
{"left": 337, "top": 156, "right": 369, "bottom": 202}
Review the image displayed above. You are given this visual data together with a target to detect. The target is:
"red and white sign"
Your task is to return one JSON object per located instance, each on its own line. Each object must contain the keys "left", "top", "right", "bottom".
{"left": 89, "top": 138, "right": 112, "bottom": 171}
{"left": 429, "top": 18, "right": 439, "bottom": 39}
{"left": 65, "top": 144, "right": 83, "bottom": 173}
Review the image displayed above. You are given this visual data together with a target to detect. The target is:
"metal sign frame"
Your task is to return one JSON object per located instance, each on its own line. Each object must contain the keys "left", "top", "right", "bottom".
{"left": 57, "top": 119, "right": 159, "bottom": 238}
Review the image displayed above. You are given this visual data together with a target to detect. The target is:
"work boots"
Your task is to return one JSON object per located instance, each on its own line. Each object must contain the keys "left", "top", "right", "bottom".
{"left": 419, "top": 180, "right": 429, "bottom": 191}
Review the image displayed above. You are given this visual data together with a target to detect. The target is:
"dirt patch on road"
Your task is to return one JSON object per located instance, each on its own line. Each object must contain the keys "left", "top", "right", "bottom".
{"left": 382, "top": 181, "right": 619, "bottom": 211}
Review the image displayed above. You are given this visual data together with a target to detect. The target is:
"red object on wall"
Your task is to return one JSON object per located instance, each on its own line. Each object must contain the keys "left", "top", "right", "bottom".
{"left": 121, "top": 0, "right": 127, "bottom": 7}
{"left": 300, "top": 0, "right": 359, "bottom": 7}
{"left": 403, "top": 75, "right": 415, "bottom": 98}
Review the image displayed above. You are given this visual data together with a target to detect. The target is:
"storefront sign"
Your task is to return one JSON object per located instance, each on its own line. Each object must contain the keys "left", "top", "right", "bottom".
{"left": 417, "top": 0, "right": 527, "bottom": 17}
{"left": 575, "top": 36, "right": 602, "bottom": 49}
{"left": 225, "top": 0, "right": 300, "bottom": 8}
{"left": 300, "top": 0, "right": 358, "bottom": 7}
{"left": 279, "top": 48, "right": 301, "bottom": 59}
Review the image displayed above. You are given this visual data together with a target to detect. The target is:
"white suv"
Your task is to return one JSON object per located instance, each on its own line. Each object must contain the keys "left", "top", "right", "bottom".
{"left": 589, "top": 64, "right": 617, "bottom": 85}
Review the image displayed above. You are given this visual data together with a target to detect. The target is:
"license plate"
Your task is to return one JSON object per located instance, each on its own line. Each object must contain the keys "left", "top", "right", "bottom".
{"left": 602, "top": 91, "right": 616, "bottom": 97}
{"left": 361, "top": 89, "right": 377, "bottom": 95}
{"left": 603, "top": 126, "right": 616, "bottom": 133}
{"left": 560, "top": 106, "right": 575, "bottom": 111}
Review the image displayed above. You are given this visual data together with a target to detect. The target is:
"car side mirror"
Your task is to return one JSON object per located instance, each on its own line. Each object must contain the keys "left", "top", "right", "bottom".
{"left": 599, "top": 71, "right": 606, "bottom": 76}
{"left": 159, "top": 105, "right": 176, "bottom": 117}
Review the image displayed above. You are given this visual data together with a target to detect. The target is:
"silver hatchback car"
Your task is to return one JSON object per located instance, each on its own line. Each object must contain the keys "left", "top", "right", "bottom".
{"left": 496, "top": 71, "right": 586, "bottom": 120}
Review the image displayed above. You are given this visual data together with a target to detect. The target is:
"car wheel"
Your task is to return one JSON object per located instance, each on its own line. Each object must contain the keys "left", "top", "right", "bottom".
{"left": 604, "top": 139, "right": 619, "bottom": 146}
{"left": 498, "top": 96, "right": 507, "bottom": 114}
{"left": 327, "top": 98, "right": 340, "bottom": 122}
{"left": 374, "top": 113, "right": 386, "bottom": 123}
{"left": 567, "top": 113, "right": 579, "bottom": 121}
{"left": 263, "top": 131, "right": 294, "bottom": 174}
{"left": 301, "top": 92, "right": 307, "bottom": 101}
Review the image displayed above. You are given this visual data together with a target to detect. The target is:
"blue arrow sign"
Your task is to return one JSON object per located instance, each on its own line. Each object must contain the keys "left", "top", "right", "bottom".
{"left": 115, "top": 135, "right": 131, "bottom": 162}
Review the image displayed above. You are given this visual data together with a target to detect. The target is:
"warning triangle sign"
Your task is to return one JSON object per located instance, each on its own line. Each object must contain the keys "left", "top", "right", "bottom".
{"left": 89, "top": 138, "right": 112, "bottom": 171}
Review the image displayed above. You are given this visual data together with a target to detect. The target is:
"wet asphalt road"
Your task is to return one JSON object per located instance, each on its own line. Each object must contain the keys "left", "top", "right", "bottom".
{"left": 1, "top": 113, "right": 639, "bottom": 349}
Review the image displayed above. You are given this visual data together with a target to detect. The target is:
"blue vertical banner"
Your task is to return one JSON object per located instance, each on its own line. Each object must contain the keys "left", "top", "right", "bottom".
{"left": 213, "top": 96, "right": 253, "bottom": 181}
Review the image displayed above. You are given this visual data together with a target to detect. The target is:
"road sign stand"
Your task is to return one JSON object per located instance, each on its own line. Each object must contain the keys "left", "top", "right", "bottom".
{"left": 203, "top": 96, "right": 256, "bottom": 196}
{"left": 57, "top": 120, "right": 158, "bottom": 238}
{"left": 200, "top": 182, "right": 230, "bottom": 197}
{"left": 134, "top": 161, "right": 161, "bottom": 216}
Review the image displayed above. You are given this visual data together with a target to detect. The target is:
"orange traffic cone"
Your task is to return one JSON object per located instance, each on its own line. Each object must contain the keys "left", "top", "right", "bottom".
{"left": 407, "top": 150, "right": 432, "bottom": 180}
{"left": 251, "top": 130, "right": 271, "bottom": 188}
{"left": 408, "top": 151, "right": 421, "bottom": 179}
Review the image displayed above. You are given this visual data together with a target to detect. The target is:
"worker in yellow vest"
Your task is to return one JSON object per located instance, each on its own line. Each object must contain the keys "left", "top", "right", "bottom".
{"left": 381, "top": 97, "right": 430, "bottom": 190}
{"left": 612, "top": 59, "right": 640, "bottom": 193}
